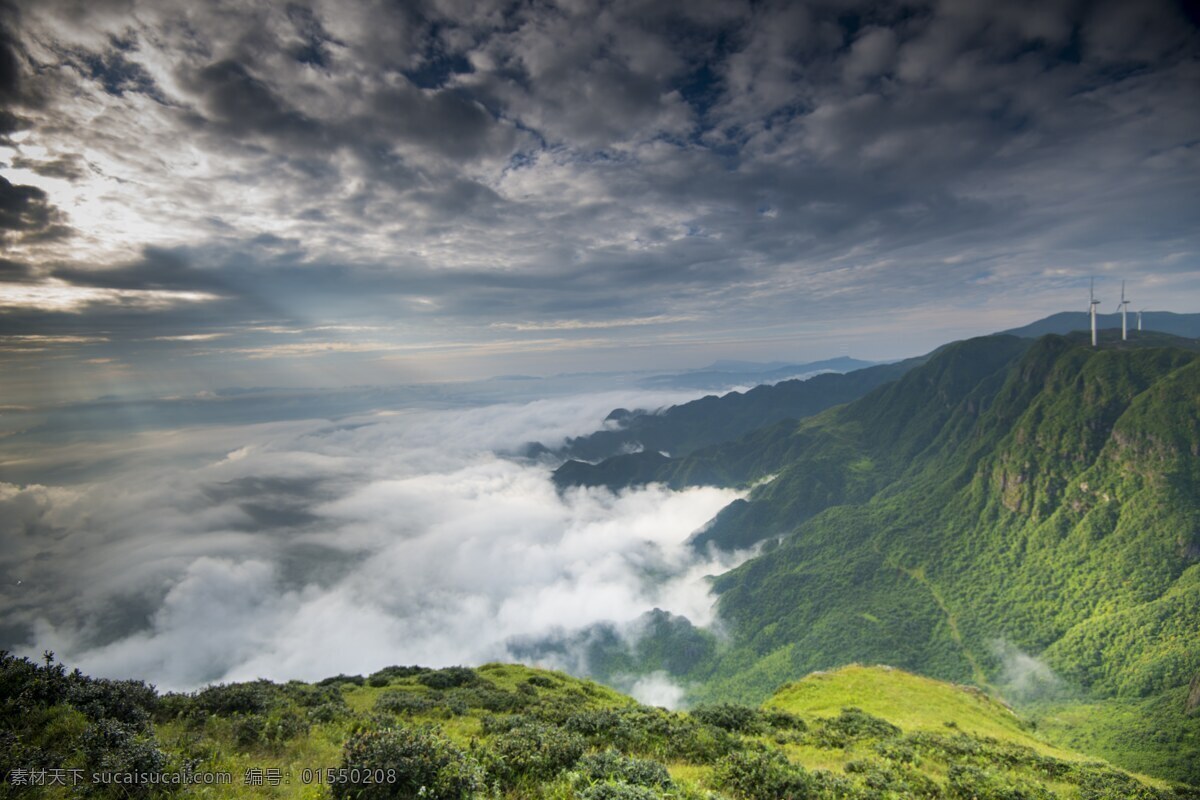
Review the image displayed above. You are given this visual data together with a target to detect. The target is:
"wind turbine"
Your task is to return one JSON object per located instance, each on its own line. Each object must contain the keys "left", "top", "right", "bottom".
{"left": 1138, "top": 308, "right": 1145, "bottom": 332}
{"left": 1115, "top": 281, "right": 1131, "bottom": 341}
{"left": 1089, "top": 278, "right": 1101, "bottom": 348}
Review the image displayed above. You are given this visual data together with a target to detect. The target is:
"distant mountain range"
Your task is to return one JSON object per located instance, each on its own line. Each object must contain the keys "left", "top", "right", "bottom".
{"left": 1002, "top": 310, "right": 1200, "bottom": 338}
{"left": 637, "top": 356, "right": 878, "bottom": 391}
{"left": 554, "top": 355, "right": 926, "bottom": 462}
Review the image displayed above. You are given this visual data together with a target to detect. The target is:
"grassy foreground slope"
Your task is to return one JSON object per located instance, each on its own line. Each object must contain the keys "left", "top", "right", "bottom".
{"left": 5, "top": 654, "right": 1197, "bottom": 799}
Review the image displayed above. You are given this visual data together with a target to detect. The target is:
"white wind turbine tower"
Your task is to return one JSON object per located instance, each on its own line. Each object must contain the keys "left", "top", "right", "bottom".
{"left": 1116, "top": 281, "right": 1131, "bottom": 340}
{"left": 1089, "top": 278, "right": 1101, "bottom": 347}
{"left": 1138, "top": 308, "right": 1145, "bottom": 332}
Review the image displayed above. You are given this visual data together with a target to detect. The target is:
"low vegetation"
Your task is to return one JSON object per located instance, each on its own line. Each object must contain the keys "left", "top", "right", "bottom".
{"left": 4, "top": 654, "right": 1197, "bottom": 799}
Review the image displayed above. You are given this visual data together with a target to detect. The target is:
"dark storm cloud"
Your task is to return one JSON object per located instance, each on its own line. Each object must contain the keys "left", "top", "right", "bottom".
{"left": 0, "top": 7, "right": 25, "bottom": 104}
{"left": 0, "top": 0, "right": 1198, "bottom": 390}
{"left": 0, "top": 176, "right": 72, "bottom": 242}
{"left": 52, "top": 247, "right": 227, "bottom": 292}
{"left": 186, "top": 58, "right": 328, "bottom": 145}
{"left": 0, "top": 258, "right": 35, "bottom": 282}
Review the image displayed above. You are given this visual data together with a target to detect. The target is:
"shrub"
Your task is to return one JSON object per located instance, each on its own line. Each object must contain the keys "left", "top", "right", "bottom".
{"left": 577, "top": 749, "right": 673, "bottom": 788}
{"left": 486, "top": 721, "right": 585, "bottom": 783}
{"left": 192, "top": 680, "right": 281, "bottom": 716}
{"left": 947, "top": 763, "right": 1055, "bottom": 800}
{"left": 445, "top": 686, "right": 529, "bottom": 713}
{"left": 526, "top": 675, "right": 557, "bottom": 688}
{"left": 81, "top": 719, "right": 170, "bottom": 792}
{"left": 308, "top": 702, "right": 348, "bottom": 723}
{"left": 375, "top": 691, "right": 438, "bottom": 715}
{"left": 67, "top": 677, "right": 158, "bottom": 728}
{"left": 712, "top": 749, "right": 819, "bottom": 799}
{"left": 1074, "top": 768, "right": 1173, "bottom": 799}
{"left": 317, "top": 674, "right": 366, "bottom": 687}
{"left": 872, "top": 740, "right": 917, "bottom": 764}
{"left": 578, "top": 783, "right": 663, "bottom": 800}
{"left": 233, "top": 714, "right": 266, "bottom": 748}
{"left": 691, "top": 703, "right": 763, "bottom": 733}
{"left": 811, "top": 707, "right": 900, "bottom": 748}
{"left": 417, "top": 667, "right": 481, "bottom": 690}
{"left": 762, "top": 709, "right": 808, "bottom": 732}
{"left": 332, "top": 726, "right": 483, "bottom": 800}
{"left": 565, "top": 709, "right": 628, "bottom": 740}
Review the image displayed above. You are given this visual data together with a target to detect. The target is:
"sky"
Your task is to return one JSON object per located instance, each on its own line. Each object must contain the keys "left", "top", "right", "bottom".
{"left": 1, "top": 0, "right": 1198, "bottom": 405}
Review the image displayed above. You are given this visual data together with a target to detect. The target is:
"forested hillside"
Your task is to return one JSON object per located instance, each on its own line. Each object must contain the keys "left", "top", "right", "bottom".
{"left": 556, "top": 331, "right": 1200, "bottom": 784}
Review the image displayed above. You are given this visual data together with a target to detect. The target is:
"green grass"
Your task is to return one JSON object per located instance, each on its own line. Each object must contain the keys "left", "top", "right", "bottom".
{"left": 766, "top": 665, "right": 1047, "bottom": 751}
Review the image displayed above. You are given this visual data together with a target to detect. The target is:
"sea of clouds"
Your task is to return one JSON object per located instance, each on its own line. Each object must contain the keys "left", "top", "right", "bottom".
{"left": 0, "top": 387, "right": 746, "bottom": 698}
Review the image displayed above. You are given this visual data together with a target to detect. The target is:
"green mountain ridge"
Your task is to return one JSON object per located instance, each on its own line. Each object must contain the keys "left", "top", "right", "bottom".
{"left": 555, "top": 330, "right": 1200, "bottom": 784}
{"left": 554, "top": 355, "right": 928, "bottom": 462}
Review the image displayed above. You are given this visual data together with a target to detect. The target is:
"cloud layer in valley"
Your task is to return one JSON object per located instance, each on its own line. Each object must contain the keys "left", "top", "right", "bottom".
{"left": 0, "top": 388, "right": 744, "bottom": 691}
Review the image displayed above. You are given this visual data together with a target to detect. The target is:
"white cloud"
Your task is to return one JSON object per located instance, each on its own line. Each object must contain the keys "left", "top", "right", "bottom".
{"left": 2, "top": 388, "right": 745, "bottom": 690}
{"left": 624, "top": 671, "right": 687, "bottom": 709}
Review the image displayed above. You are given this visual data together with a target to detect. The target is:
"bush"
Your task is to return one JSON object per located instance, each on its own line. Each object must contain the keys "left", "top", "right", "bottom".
{"left": 691, "top": 703, "right": 762, "bottom": 733}
{"left": 811, "top": 707, "right": 900, "bottom": 748}
{"left": 68, "top": 677, "right": 158, "bottom": 728}
{"left": 947, "top": 763, "right": 1055, "bottom": 800}
{"left": 308, "top": 701, "right": 348, "bottom": 723}
{"left": 565, "top": 709, "right": 628, "bottom": 741}
{"left": 332, "top": 726, "right": 483, "bottom": 800}
{"left": 1074, "top": 768, "right": 1174, "bottom": 799}
{"left": 81, "top": 719, "right": 170, "bottom": 792}
{"left": 578, "top": 783, "right": 663, "bottom": 800}
{"left": 762, "top": 709, "right": 807, "bottom": 732}
{"left": 417, "top": 667, "right": 481, "bottom": 690}
{"left": 445, "top": 686, "right": 529, "bottom": 713}
{"left": 577, "top": 749, "right": 673, "bottom": 788}
{"left": 317, "top": 674, "right": 366, "bottom": 687}
{"left": 712, "top": 749, "right": 819, "bottom": 799}
{"left": 486, "top": 721, "right": 585, "bottom": 783}
{"left": 375, "top": 691, "right": 437, "bottom": 715}
{"left": 192, "top": 680, "right": 281, "bottom": 716}
{"left": 233, "top": 714, "right": 266, "bottom": 748}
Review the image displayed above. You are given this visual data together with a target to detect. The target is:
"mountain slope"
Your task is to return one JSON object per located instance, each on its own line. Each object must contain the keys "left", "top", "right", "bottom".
{"left": 6, "top": 653, "right": 1192, "bottom": 799}
{"left": 555, "top": 331, "right": 1200, "bottom": 785}
{"left": 688, "top": 333, "right": 1200, "bottom": 784}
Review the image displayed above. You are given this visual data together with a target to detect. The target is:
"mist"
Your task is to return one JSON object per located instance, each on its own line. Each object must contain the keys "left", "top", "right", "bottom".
{"left": 0, "top": 387, "right": 745, "bottom": 691}
{"left": 990, "top": 639, "right": 1068, "bottom": 704}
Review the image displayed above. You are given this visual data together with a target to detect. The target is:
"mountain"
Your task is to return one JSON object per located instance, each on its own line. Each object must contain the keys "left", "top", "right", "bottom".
{"left": 6, "top": 652, "right": 1191, "bottom": 799}
{"left": 557, "top": 329, "right": 1200, "bottom": 784}
{"left": 555, "top": 354, "right": 926, "bottom": 462}
{"left": 1002, "top": 310, "right": 1200, "bottom": 339}
{"left": 553, "top": 312, "right": 1198, "bottom": 467}
{"left": 636, "top": 356, "right": 878, "bottom": 391}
